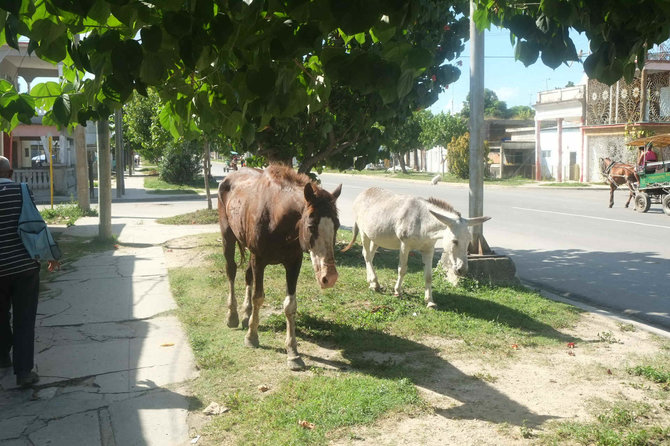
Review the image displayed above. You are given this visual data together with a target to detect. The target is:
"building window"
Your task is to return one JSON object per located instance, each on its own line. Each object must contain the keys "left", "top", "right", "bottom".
{"left": 542, "top": 150, "right": 551, "bottom": 158}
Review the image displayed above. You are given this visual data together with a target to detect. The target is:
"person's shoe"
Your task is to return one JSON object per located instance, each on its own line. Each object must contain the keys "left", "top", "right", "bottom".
{"left": 16, "top": 371, "right": 39, "bottom": 388}
{"left": 0, "top": 354, "right": 11, "bottom": 368}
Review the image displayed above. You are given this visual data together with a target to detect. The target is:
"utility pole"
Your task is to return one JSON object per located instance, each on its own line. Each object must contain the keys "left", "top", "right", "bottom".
{"left": 74, "top": 124, "right": 90, "bottom": 211}
{"left": 97, "top": 120, "right": 112, "bottom": 239}
{"left": 114, "top": 108, "right": 125, "bottom": 197}
{"left": 468, "top": 0, "right": 491, "bottom": 255}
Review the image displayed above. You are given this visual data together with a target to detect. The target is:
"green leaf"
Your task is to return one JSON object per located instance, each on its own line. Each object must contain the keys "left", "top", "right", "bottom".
{"left": 508, "top": 14, "right": 536, "bottom": 40}
{"left": 514, "top": 40, "right": 539, "bottom": 66}
{"left": 53, "top": 94, "right": 71, "bottom": 125}
{"left": 241, "top": 122, "right": 255, "bottom": 144}
{"left": 159, "top": 104, "right": 181, "bottom": 139}
{"left": 396, "top": 69, "right": 414, "bottom": 99}
{"left": 370, "top": 24, "right": 395, "bottom": 43}
{"left": 246, "top": 67, "right": 277, "bottom": 97}
{"left": 87, "top": 0, "right": 111, "bottom": 23}
{"left": 140, "top": 25, "right": 162, "bottom": 52}
{"left": 472, "top": 8, "right": 490, "bottom": 31}
{"left": 354, "top": 32, "right": 366, "bottom": 45}
{"left": 404, "top": 47, "right": 432, "bottom": 71}
{"left": 164, "top": 10, "right": 192, "bottom": 38}
{"left": 139, "top": 52, "right": 165, "bottom": 85}
{"left": 0, "top": 0, "right": 21, "bottom": 15}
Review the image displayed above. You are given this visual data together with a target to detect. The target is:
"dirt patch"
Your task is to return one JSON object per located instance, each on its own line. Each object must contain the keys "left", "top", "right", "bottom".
{"left": 164, "top": 235, "right": 218, "bottom": 269}
{"left": 331, "top": 313, "right": 670, "bottom": 445}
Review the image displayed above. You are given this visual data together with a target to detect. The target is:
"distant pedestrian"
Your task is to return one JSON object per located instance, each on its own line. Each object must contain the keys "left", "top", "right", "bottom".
{"left": 0, "top": 156, "right": 60, "bottom": 388}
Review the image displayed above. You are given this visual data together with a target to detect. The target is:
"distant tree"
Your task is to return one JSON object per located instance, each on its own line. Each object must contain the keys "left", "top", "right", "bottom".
{"left": 420, "top": 112, "right": 468, "bottom": 149}
{"left": 446, "top": 132, "right": 489, "bottom": 179}
{"left": 380, "top": 111, "right": 427, "bottom": 173}
{"left": 123, "top": 91, "right": 170, "bottom": 163}
{"left": 507, "top": 105, "right": 535, "bottom": 120}
{"left": 460, "top": 89, "right": 509, "bottom": 119}
{"left": 565, "top": 81, "right": 576, "bottom": 87}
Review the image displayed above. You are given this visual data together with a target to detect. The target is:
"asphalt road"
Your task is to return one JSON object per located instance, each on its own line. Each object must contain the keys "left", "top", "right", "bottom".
{"left": 317, "top": 172, "right": 670, "bottom": 331}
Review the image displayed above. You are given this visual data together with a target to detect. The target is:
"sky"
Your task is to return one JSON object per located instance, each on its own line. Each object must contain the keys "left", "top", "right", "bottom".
{"left": 430, "top": 28, "right": 591, "bottom": 115}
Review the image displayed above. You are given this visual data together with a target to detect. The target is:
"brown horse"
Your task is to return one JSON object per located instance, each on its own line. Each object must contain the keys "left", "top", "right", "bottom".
{"left": 600, "top": 157, "right": 639, "bottom": 208}
{"left": 217, "top": 166, "right": 341, "bottom": 370}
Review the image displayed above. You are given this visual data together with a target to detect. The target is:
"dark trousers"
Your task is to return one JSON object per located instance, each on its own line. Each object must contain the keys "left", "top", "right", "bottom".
{"left": 0, "top": 268, "right": 40, "bottom": 376}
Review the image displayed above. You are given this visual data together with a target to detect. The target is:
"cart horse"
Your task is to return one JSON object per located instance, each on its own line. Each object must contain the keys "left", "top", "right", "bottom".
{"left": 599, "top": 158, "right": 639, "bottom": 208}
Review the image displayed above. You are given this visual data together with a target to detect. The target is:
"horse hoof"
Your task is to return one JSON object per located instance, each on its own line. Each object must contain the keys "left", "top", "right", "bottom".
{"left": 426, "top": 302, "right": 438, "bottom": 309}
{"left": 244, "top": 334, "right": 259, "bottom": 348}
{"left": 287, "top": 356, "right": 305, "bottom": 371}
{"left": 369, "top": 283, "right": 381, "bottom": 292}
{"left": 226, "top": 312, "right": 239, "bottom": 328}
{"left": 241, "top": 317, "right": 250, "bottom": 329}
{"left": 609, "top": 204, "right": 613, "bottom": 208}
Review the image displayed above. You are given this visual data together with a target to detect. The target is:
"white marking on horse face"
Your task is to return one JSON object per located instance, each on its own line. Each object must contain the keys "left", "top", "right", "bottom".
{"left": 309, "top": 217, "right": 338, "bottom": 289}
{"left": 440, "top": 219, "right": 472, "bottom": 276}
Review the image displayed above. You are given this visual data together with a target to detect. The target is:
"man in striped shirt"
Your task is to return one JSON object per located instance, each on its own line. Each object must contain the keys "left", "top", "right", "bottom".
{"left": 1, "top": 155, "right": 59, "bottom": 387}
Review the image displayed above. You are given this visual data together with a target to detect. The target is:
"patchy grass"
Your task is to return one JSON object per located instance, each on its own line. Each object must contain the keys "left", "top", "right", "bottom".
{"left": 168, "top": 229, "right": 583, "bottom": 445}
{"left": 144, "top": 176, "right": 218, "bottom": 194}
{"left": 544, "top": 400, "right": 670, "bottom": 446}
{"left": 41, "top": 203, "right": 97, "bottom": 227}
{"left": 158, "top": 208, "right": 219, "bottom": 225}
{"left": 45, "top": 233, "right": 118, "bottom": 278}
{"left": 628, "top": 354, "right": 670, "bottom": 389}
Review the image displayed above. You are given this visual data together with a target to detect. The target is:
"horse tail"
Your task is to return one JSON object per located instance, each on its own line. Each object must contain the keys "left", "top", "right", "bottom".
{"left": 341, "top": 222, "right": 359, "bottom": 252}
{"left": 236, "top": 241, "right": 246, "bottom": 267}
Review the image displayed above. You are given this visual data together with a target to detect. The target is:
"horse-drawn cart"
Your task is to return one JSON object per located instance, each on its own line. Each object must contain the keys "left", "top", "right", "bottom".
{"left": 625, "top": 135, "right": 670, "bottom": 216}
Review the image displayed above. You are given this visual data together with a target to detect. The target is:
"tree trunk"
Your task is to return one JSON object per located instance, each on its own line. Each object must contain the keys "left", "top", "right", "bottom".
{"left": 97, "top": 119, "right": 113, "bottom": 239}
{"left": 74, "top": 124, "right": 90, "bottom": 211}
{"left": 114, "top": 108, "right": 125, "bottom": 197}
{"left": 398, "top": 153, "right": 408, "bottom": 173}
{"left": 203, "top": 139, "right": 212, "bottom": 210}
{"left": 413, "top": 149, "right": 419, "bottom": 171}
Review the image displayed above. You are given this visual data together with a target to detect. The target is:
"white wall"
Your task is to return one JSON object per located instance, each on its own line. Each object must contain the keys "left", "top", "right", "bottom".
{"left": 538, "top": 126, "right": 582, "bottom": 180}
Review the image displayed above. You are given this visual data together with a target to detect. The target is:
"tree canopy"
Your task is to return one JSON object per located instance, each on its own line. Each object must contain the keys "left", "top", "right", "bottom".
{"left": 1, "top": 0, "right": 669, "bottom": 170}
{"left": 460, "top": 89, "right": 534, "bottom": 119}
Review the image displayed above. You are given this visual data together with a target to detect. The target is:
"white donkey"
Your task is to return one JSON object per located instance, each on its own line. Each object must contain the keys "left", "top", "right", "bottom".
{"left": 342, "top": 187, "right": 490, "bottom": 308}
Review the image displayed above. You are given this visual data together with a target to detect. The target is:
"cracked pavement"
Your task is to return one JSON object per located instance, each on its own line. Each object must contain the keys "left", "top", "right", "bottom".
{"left": 1, "top": 176, "right": 217, "bottom": 446}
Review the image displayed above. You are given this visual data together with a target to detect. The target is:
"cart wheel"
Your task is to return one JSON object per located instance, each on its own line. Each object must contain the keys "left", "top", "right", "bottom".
{"left": 635, "top": 192, "right": 651, "bottom": 213}
{"left": 663, "top": 195, "right": 670, "bottom": 216}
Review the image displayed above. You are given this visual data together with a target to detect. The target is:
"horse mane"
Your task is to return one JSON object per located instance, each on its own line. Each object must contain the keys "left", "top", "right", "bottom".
{"left": 426, "top": 197, "right": 461, "bottom": 217}
{"left": 265, "top": 164, "right": 310, "bottom": 188}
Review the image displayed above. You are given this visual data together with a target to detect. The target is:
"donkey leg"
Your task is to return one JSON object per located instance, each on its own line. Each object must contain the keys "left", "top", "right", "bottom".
{"left": 223, "top": 232, "right": 239, "bottom": 328}
{"left": 284, "top": 257, "right": 305, "bottom": 370}
{"left": 244, "top": 259, "right": 265, "bottom": 348}
{"left": 421, "top": 248, "right": 437, "bottom": 309}
{"left": 241, "top": 264, "right": 253, "bottom": 329}
{"left": 393, "top": 242, "right": 410, "bottom": 296}
{"left": 361, "top": 234, "right": 380, "bottom": 291}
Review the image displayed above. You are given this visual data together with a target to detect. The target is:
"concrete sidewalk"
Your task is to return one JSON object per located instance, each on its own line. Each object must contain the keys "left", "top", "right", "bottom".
{"left": 33, "top": 172, "right": 215, "bottom": 205}
{"left": 0, "top": 179, "right": 217, "bottom": 445}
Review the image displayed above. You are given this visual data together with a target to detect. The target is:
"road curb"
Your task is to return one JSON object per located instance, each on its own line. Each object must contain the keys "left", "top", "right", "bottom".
{"left": 522, "top": 279, "right": 670, "bottom": 340}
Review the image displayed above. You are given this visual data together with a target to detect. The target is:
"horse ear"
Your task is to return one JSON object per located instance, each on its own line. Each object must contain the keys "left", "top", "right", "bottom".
{"left": 429, "top": 210, "right": 459, "bottom": 228}
{"left": 304, "top": 183, "right": 316, "bottom": 202}
{"left": 331, "top": 184, "right": 342, "bottom": 199}
{"left": 465, "top": 216, "right": 491, "bottom": 226}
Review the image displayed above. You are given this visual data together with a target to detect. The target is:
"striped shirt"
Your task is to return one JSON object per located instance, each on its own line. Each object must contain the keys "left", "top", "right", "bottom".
{"left": 0, "top": 179, "right": 40, "bottom": 278}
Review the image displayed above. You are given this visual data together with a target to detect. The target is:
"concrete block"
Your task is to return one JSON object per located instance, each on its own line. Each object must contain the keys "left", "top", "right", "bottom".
{"left": 467, "top": 255, "right": 520, "bottom": 286}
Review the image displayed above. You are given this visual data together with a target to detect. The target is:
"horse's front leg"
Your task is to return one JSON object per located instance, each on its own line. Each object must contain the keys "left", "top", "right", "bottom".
{"left": 241, "top": 264, "right": 253, "bottom": 329}
{"left": 394, "top": 242, "right": 410, "bottom": 296}
{"left": 244, "top": 258, "right": 265, "bottom": 348}
{"left": 609, "top": 183, "right": 615, "bottom": 208}
{"left": 284, "top": 257, "right": 305, "bottom": 370}
{"left": 223, "top": 231, "right": 239, "bottom": 328}
{"left": 421, "top": 248, "right": 437, "bottom": 309}
{"left": 625, "top": 180, "right": 636, "bottom": 208}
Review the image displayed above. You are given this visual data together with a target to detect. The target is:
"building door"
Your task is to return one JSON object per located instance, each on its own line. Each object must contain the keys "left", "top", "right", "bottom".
{"left": 569, "top": 151, "right": 579, "bottom": 181}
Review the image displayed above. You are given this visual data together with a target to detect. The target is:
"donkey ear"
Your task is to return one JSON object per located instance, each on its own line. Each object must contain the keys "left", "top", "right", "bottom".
{"left": 304, "top": 183, "right": 316, "bottom": 202}
{"left": 429, "top": 210, "right": 459, "bottom": 228}
{"left": 465, "top": 216, "right": 491, "bottom": 226}
{"left": 331, "top": 184, "right": 342, "bottom": 199}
